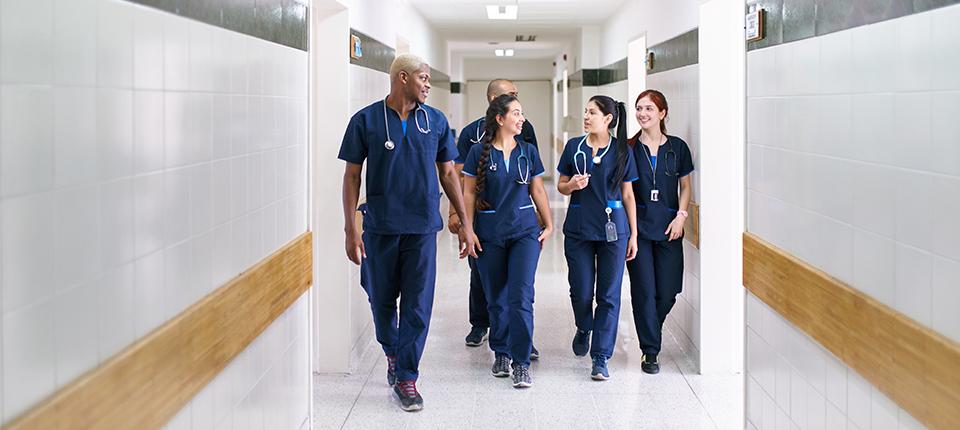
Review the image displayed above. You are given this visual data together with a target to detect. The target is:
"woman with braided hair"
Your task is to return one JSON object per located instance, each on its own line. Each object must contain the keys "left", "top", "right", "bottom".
{"left": 461, "top": 94, "right": 554, "bottom": 388}
{"left": 557, "top": 95, "right": 639, "bottom": 380}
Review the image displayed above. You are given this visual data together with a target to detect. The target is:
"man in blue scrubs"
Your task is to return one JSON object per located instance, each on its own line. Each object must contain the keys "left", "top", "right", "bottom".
{"left": 340, "top": 54, "right": 477, "bottom": 412}
{"left": 448, "top": 79, "right": 540, "bottom": 359}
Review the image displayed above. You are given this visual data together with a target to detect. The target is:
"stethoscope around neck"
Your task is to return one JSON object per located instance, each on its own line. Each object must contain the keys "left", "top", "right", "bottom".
{"left": 382, "top": 97, "right": 431, "bottom": 151}
{"left": 470, "top": 119, "right": 486, "bottom": 145}
{"left": 641, "top": 137, "right": 679, "bottom": 178}
{"left": 573, "top": 134, "right": 613, "bottom": 176}
{"left": 488, "top": 141, "right": 531, "bottom": 185}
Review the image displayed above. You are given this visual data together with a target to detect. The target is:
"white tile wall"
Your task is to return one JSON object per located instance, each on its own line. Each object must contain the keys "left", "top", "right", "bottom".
{"left": 745, "top": 5, "right": 960, "bottom": 429}
{"left": 0, "top": 0, "right": 309, "bottom": 426}
{"left": 746, "top": 292, "right": 925, "bottom": 430}
{"left": 647, "top": 64, "right": 702, "bottom": 356}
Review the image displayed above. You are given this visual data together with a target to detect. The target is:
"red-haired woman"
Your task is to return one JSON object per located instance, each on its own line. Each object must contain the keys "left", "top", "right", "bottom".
{"left": 626, "top": 90, "right": 694, "bottom": 375}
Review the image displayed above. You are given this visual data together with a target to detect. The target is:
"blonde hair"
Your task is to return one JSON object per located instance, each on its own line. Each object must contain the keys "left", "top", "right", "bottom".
{"left": 389, "top": 54, "right": 428, "bottom": 80}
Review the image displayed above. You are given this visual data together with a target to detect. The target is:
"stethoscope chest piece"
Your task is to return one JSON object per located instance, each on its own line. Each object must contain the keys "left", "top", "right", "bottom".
{"left": 592, "top": 156, "right": 602, "bottom": 164}
{"left": 489, "top": 163, "right": 497, "bottom": 171}
{"left": 384, "top": 140, "right": 395, "bottom": 151}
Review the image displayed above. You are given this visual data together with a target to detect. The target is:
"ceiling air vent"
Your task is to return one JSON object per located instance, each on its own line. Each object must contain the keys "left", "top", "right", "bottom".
{"left": 514, "top": 35, "right": 537, "bottom": 42}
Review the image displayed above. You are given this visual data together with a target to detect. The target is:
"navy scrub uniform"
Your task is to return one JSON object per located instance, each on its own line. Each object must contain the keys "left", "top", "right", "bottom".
{"left": 338, "top": 99, "right": 458, "bottom": 382}
{"left": 455, "top": 118, "right": 539, "bottom": 332}
{"left": 626, "top": 135, "right": 695, "bottom": 356}
{"left": 557, "top": 136, "right": 639, "bottom": 359}
{"left": 462, "top": 142, "right": 545, "bottom": 366}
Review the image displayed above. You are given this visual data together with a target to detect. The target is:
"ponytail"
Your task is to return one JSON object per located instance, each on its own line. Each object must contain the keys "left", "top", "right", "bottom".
{"left": 610, "top": 101, "right": 629, "bottom": 188}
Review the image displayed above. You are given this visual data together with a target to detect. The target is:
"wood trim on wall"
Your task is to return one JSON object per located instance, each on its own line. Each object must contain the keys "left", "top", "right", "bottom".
{"left": 684, "top": 201, "right": 700, "bottom": 249}
{"left": 5, "top": 232, "right": 313, "bottom": 430}
{"left": 743, "top": 233, "right": 960, "bottom": 430}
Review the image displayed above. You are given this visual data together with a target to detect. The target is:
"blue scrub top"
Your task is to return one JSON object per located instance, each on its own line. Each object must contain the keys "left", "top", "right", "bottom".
{"left": 338, "top": 99, "right": 458, "bottom": 235}
{"left": 631, "top": 135, "right": 695, "bottom": 241}
{"left": 557, "top": 136, "right": 639, "bottom": 241}
{"left": 462, "top": 142, "right": 545, "bottom": 243}
{"left": 455, "top": 118, "right": 538, "bottom": 165}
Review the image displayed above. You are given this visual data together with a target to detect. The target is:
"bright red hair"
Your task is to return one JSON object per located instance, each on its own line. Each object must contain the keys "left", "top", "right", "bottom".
{"left": 628, "top": 89, "right": 669, "bottom": 146}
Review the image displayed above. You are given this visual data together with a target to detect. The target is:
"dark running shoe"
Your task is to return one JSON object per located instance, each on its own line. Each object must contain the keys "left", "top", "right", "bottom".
{"left": 572, "top": 330, "right": 590, "bottom": 357}
{"left": 465, "top": 327, "right": 489, "bottom": 347}
{"left": 492, "top": 354, "right": 511, "bottom": 377}
{"left": 591, "top": 356, "right": 610, "bottom": 380}
{"left": 530, "top": 345, "right": 540, "bottom": 361}
{"left": 393, "top": 380, "right": 424, "bottom": 412}
{"left": 511, "top": 363, "right": 532, "bottom": 388}
{"left": 386, "top": 355, "right": 397, "bottom": 386}
{"left": 641, "top": 354, "right": 660, "bottom": 374}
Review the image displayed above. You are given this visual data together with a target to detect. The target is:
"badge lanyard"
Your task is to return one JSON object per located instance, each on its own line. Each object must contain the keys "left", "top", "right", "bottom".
{"left": 641, "top": 136, "right": 666, "bottom": 202}
{"left": 604, "top": 207, "right": 617, "bottom": 242}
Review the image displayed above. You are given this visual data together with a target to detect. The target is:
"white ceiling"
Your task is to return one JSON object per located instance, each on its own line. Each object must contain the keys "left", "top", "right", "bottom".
{"left": 406, "top": 0, "right": 628, "bottom": 59}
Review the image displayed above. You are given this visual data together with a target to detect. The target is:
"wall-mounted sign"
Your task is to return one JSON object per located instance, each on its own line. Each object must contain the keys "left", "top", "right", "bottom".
{"left": 646, "top": 51, "right": 655, "bottom": 71}
{"left": 746, "top": 8, "right": 765, "bottom": 42}
{"left": 350, "top": 34, "right": 362, "bottom": 60}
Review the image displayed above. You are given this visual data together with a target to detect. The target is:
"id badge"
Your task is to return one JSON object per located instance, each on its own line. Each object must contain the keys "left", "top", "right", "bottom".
{"left": 605, "top": 221, "right": 618, "bottom": 242}
{"left": 650, "top": 189, "right": 660, "bottom": 202}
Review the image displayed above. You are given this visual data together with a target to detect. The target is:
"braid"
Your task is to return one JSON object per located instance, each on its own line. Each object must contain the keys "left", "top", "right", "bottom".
{"left": 474, "top": 94, "right": 518, "bottom": 211}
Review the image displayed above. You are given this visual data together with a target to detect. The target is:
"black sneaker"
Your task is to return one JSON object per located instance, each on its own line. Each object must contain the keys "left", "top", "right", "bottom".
{"left": 591, "top": 356, "right": 610, "bottom": 380}
{"left": 386, "top": 355, "right": 397, "bottom": 385}
{"left": 465, "top": 327, "right": 489, "bottom": 347}
{"left": 572, "top": 330, "right": 590, "bottom": 357}
{"left": 511, "top": 363, "right": 532, "bottom": 388}
{"left": 529, "top": 345, "right": 540, "bottom": 361}
{"left": 393, "top": 380, "right": 424, "bottom": 412}
{"left": 492, "top": 354, "right": 511, "bottom": 377}
{"left": 641, "top": 354, "right": 660, "bottom": 374}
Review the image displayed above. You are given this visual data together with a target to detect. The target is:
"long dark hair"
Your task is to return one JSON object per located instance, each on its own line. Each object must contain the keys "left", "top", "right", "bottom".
{"left": 475, "top": 94, "right": 519, "bottom": 210}
{"left": 628, "top": 89, "right": 669, "bottom": 146}
{"left": 588, "top": 95, "right": 628, "bottom": 188}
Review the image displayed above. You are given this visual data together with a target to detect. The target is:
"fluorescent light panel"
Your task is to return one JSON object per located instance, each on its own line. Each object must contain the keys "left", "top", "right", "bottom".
{"left": 495, "top": 49, "right": 504, "bottom": 56}
{"left": 486, "top": 5, "right": 518, "bottom": 20}
{"left": 494, "top": 49, "right": 514, "bottom": 57}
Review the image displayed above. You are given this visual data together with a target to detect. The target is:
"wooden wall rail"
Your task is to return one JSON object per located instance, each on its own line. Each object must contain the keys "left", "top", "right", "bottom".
{"left": 743, "top": 233, "right": 960, "bottom": 429}
{"left": 4, "top": 232, "right": 313, "bottom": 430}
{"left": 683, "top": 201, "right": 700, "bottom": 249}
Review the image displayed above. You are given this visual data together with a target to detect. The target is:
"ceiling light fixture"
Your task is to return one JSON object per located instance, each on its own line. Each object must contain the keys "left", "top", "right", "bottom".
{"left": 495, "top": 49, "right": 505, "bottom": 56}
{"left": 505, "top": 49, "right": 515, "bottom": 57}
{"left": 486, "top": 5, "right": 518, "bottom": 20}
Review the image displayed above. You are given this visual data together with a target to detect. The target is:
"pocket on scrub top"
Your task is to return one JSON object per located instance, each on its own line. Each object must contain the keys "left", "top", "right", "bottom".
{"left": 475, "top": 210, "right": 497, "bottom": 240}
{"left": 564, "top": 204, "right": 582, "bottom": 235}
{"left": 516, "top": 204, "right": 539, "bottom": 231}
{"left": 364, "top": 195, "right": 386, "bottom": 231}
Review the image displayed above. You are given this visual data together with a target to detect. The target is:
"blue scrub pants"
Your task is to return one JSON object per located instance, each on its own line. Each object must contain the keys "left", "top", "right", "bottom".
{"left": 626, "top": 237, "right": 684, "bottom": 355}
{"left": 475, "top": 232, "right": 540, "bottom": 366}
{"left": 360, "top": 232, "right": 438, "bottom": 382}
{"left": 564, "top": 236, "right": 628, "bottom": 359}
{"left": 468, "top": 257, "right": 490, "bottom": 329}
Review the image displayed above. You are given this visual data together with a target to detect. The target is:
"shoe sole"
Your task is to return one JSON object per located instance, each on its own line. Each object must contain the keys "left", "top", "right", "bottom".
{"left": 492, "top": 370, "right": 510, "bottom": 378}
{"left": 591, "top": 373, "right": 609, "bottom": 381}
{"left": 512, "top": 381, "right": 532, "bottom": 388}
{"left": 465, "top": 333, "right": 489, "bottom": 347}
{"left": 642, "top": 367, "right": 660, "bottom": 375}
{"left": 399, "top": 403, "right": 423, "bottom": 412}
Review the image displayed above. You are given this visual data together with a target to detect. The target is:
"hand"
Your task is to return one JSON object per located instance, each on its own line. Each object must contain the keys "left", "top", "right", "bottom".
{"left": 570, "top": 174, "right": 590, "bottom": 191}
{"left": 458, "top": 225, "right": 482, "bottom": 258}
{"left": 625, "top": 235, "right": 638, "bottom": 261}
{"left": 665, "top": 216, "right": 685, "bottom": 241}
{"left": 537, "top": 225, "right": 553, "bottom": 249}
{"left": 447, "top": 213, "right": 462, "bottom": 234}
{"left": 345, "top": 230, "right": 365, "bottom": 265}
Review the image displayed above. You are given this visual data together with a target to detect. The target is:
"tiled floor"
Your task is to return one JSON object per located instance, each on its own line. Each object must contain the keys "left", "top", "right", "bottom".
{"left": 313, "top": 199, "right": 742, "bottom": 429}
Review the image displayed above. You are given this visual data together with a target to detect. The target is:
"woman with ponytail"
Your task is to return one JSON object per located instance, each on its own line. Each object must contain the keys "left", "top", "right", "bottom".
{"left": 625, "top": 89, "right": 694, "bottom": 375}
{"left": 461, "top": 94, "right": 554, "bottom": 388}
{"left": 556, "top": 95, "right": 639, "bottom": 380}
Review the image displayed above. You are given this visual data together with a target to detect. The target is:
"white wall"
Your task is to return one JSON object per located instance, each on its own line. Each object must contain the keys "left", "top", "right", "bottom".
{"left": 745, "top": 4, "right": 960, "bottom": 429}
{"left": 347, "top": 0, "right": 448, "bottom": 73}
{"left": 599, "top": 0, "right": 701, "bottom": 65}
{"left": 646, "top": 64, "right": 702, "bottom": 361}
{"left": 462, "top": 58, "right": 554, "bottom": 81}
{"left": 0, "top": 0, "right": 310, "bottom": 427}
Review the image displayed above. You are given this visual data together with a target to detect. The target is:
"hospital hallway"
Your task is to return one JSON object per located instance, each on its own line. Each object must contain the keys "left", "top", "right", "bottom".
{"left": 1, "top": 0, "right": 959, "bottom": 429}
{"left": 312, "top": 192, "right": 740, "bottom": 429}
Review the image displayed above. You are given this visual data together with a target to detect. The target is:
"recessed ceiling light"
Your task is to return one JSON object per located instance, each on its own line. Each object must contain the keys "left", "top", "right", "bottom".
{"left": 486, "top": 5, "right": 518, "bottom": 20}
{"left": 495, "top": 49, "right": 505, "bottom": 56}
{"left": 505, "top": 49, "right": 515, "bottom": 57}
